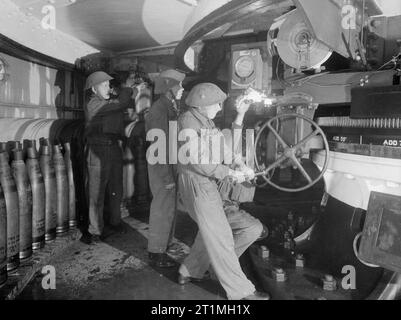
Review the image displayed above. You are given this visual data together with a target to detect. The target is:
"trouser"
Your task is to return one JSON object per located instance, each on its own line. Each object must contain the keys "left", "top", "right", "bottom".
{"left": 178, "top": 172, "right": 261, "bottom": 300}
{"left": 86, "top": 142, "right": 123, "bottom": 236}
{"left": 147, "top": 164, "right": 177, "bottom": 253}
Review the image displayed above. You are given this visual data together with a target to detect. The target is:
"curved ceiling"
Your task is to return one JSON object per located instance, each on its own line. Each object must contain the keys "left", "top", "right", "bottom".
{"left": 4, "top": 0, "right": 392, "bottom": 66}
{"left": 10, "top": 0, "right": 196, "bottom": 53}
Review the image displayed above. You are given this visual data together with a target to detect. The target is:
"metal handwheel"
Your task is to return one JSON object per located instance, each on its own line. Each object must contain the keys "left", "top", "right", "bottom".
{"left": 254, "top": 113, "right": 330, "bottom": 192}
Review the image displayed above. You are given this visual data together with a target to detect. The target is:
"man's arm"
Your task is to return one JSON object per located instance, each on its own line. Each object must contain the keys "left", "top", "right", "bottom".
{"left": 221, "top": 97, "right": 251, "bottom": 168}
{"left": 87, "top": 87, "right": 133, "bottom": 118}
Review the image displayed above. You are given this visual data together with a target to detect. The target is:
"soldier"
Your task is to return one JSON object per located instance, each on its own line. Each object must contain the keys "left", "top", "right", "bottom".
{"left": 145, "top": 69, "right": 186, "bottom": 267}
{"left": 176, "top": 83, "right": 270, "bottom": 300}
{"left": 81, "top": 71, "right": 135, "bottom": 244}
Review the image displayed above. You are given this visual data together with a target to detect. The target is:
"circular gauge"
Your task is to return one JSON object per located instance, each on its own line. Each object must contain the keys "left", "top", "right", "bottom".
{"left": 235, "top": 56, "right": 255, "bottom": 78}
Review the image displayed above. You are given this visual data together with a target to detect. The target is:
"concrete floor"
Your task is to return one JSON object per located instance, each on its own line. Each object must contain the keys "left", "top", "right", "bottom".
{"left": 18, "top": 183, "right": 324, "bottom": 300}
{"left": 18, "top": 212, "right": 226, "bottom": 300}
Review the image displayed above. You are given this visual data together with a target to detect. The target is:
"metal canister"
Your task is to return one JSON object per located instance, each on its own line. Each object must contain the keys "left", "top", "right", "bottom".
{"left": 295, "top": 254, "right": 305, "bottom": 268}
{"left": 8, "top": 141, "right": 21, "bottom": 151}
{"left": 273, "top": 268, "right": 287, "bottom": 282}
{"left": 0, "top": 184, "right": 7, "bottom": 286}
{"left": 63, "top": 142, "right": 76, "bottom": 228}
{"left": 0, "top": 142, "right": 9, "bottom": 163}
{"left": 258, "top": 245, "right": 270, "bottom": 259}
{"left": 26, "top": 145, "right": 46, "bottom": 250}
{"left": 0, "top": 152, "right": 20, "bottom": 271}
{"left": 53, "top": 145, "right": 69, "bottom": 234}
{"left": 39, "top": 144, "right": 57, "bottom": 242}
{"left": 323, "top": 274, "right": 337, "bottom": 291}
{"left": 11, "top": 149, "right": 33, "bottom": 260}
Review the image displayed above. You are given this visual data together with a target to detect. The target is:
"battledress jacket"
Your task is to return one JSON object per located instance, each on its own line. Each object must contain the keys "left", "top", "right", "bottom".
{"left": 145, "top": 95, "right": 179, "bottom": 186}
{"left": 177, "top": 107, "right": 240, "bottom": 179}
{"left": 177, "top": 107, "right": 256, "bottom": 203}
{"left": 84, "top": 87, "right": 133, "bottom": 139}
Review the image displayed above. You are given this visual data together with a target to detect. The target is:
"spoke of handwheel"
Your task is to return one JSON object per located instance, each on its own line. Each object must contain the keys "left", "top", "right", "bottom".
{"left": 262, "top": 155, "right": 287, "bottom": 174}
{"left": 267, "top": 121, "right": 288, "bottom": 148}
{"left": 255, "top": 155, "right": 286, "bottom": 177}
{"left": 291, "top": 156, "right": 313, "bottom": 184}
{"left": 294, "top": 129, "right": 320, "bottom": 150}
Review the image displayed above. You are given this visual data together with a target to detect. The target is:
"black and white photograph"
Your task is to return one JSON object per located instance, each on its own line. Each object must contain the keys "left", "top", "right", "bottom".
{"left": 0, "top": 0, "right": 401, "bottom": 309}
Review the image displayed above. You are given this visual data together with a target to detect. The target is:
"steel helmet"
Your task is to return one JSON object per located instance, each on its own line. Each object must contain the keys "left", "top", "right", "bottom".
{"left": 85, "top": 71, "right": 113, "bottom": 90}
{"left": 154, "top": 69, "right": 186, "bottom": 94}
{"left": 185, "top": 83, "right": 227, "bottom": 108}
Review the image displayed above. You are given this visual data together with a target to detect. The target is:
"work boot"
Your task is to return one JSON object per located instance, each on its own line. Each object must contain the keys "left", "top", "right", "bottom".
{"left": 80, "top": 231, "right": 92, "bottom": 245}
{"left": 91, "top": 234, "right": 104, "bottom": 244}
{"left": 79, "top": 232, "right": 104, "bottom": 245}
{"left": 148, "top": 252, "right": 177, "bottom": 268}
{"left": 242, "top": 291, "right": 270, "bottom": 300}
{"left": 178, "top": 271, "right": 211, "bottom": 285}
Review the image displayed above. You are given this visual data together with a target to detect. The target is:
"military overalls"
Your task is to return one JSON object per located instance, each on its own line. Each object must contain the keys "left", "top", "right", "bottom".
{"left": 145, "top": 95, "right": 179, "bottom": 254}
{"left": 84, "top": 87, "right": 133, "bottom": 236}
{"left": 177, "top": 107, "right": 262, "bottom": 300}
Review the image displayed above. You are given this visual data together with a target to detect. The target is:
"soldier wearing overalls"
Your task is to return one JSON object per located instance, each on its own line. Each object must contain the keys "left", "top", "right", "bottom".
{"left": 145, "top": 69, "right": 186, "bottom": 267}
{"left": 82, "top": 71, "right": 135, "bottom": 244}
{"left": 176, "top": 83, "right": 270, "bottom": 300}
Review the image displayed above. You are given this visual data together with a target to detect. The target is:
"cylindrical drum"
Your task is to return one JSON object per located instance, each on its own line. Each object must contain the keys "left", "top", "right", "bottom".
{"left": 26, "top": 145, "right": 46, "bottom": 250}
{"left": 11, "top": 149, "right": 33, "bottom": 260}
{"left": 64, "top": 143, "right": 76, "bottom": 228}
{"left": 0, "top": 142, "right": 9, "bottom": 163}
{"left": 53, "top": 145, "right": 69, "bottom": 234}
{"left": 0, "top": 185, "right": 7, "bottom": 286}
{"left": 8, "top": 141, "right": 21, "bottom": 152}
{"left": 40, "top": 144, "right": 57, "bottom": 242}
{"left": 0, "top": 142, "right": 7, "bottom": 152}
{"left": 0, "top": 152, "right": 20, "bottom": 272}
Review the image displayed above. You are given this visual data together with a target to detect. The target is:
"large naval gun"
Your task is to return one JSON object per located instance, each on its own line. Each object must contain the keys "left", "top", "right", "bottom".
{"left": 175, "top": 0, "right": 401, "bottom": 300}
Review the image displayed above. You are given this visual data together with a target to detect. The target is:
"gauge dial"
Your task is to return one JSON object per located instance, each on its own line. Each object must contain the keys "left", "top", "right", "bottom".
{"left": 235, "top": 56, "right": 255, "bottom": 78}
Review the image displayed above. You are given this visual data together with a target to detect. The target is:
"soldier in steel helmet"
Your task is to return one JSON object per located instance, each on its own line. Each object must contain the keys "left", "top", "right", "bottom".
{"left": 176, "top": 82, "right": 270, "bottom": 300}
{"left": 81, "top": 71, "right": 136, "bottom": 244}
{"left": 145, "top": 69, "right": 186, "bottom": 268}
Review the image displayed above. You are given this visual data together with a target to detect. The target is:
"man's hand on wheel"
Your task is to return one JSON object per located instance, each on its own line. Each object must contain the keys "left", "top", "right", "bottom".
{"left": 227, "top": 168, "right": 255, "bottom": 184}
{"left": 239, "top": 165, "right": 255, "bottom": 180}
